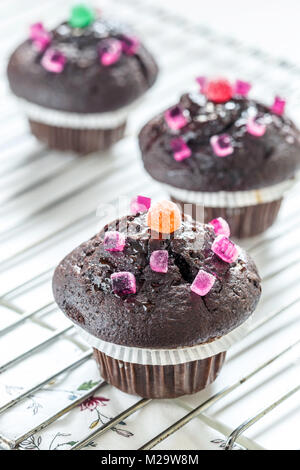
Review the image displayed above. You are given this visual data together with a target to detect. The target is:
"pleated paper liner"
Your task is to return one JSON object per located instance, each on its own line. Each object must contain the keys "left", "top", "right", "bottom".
{"left": 93, "top": 349, "right": 226, "bottom": 398}
{"left": 162, "top": 179, "right": 295, "bottom": 238}
{"left": 20, "top": 98, "right": 138, "bottom": 153}
{"left": 172, "top": 197, "right": 283, "bottom": 239}
{"left": 29, "top": 120, "right": 126, "bottom": 153}
{"left": 74, "top": 315, "right": 254, "bottom": 398}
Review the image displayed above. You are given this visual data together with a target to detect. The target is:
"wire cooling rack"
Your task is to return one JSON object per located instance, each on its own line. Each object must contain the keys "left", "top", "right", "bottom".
{"left": 0, "top": 0, "right": 300, "bottom": 451}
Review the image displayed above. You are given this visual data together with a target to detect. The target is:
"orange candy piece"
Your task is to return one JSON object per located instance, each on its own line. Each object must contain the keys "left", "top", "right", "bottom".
{"left": 147, "top": 201, "right": 181, "bottom": 234}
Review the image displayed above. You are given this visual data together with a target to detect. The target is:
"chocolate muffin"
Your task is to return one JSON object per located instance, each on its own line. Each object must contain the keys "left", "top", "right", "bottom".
{"left": 139, "top": 78, "right": 300, "bottom": 238}
{"left": 7, "top": 4, "right": 158, "bottom": 153}
{"left": 53, "top": 200, "right": 261, "bottom": 398}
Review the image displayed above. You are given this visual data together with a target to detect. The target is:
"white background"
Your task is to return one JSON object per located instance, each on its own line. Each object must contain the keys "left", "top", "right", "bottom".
{"left": 155, "top": 0, "right": 299, "bottom": 62}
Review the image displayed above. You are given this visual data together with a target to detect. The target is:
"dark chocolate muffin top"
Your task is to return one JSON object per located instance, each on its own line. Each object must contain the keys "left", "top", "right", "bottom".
{"left": 139, "top": 78, "right": 300, "bottom": 191}
{"left": 7, "top": 5, "right": 158, "bottom": 113}
{"left": 53, "top": 200, "right": 261, "bottom": 349}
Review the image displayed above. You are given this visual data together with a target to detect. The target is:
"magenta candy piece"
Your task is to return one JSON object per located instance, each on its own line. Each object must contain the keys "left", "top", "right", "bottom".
{"left": 30, "top": 22, "right": 51, "bottom": 51}
{"left": 196, "top": 76, "right": 207, "bottom": 92}
{"left": 130, "top": 195, "right": 152, "bottom": 215}
{"left": 150, "top": 250, "right": 168, "bottom": 273}
{"left": 99, "top": 38, "right": 122, "bottom": 66}
{"left": 191, "top": 270, "right": 215, "bottom": 296}
{"left": 210, "top": 134, "right": 233, "bottom": 157}
{"left": 34, "top": 35, "right": 51, "bottom": 52}
{"left": 246, "top": 116, "right": 266, "bottom": 137}
{"left": 103, "top": 231, "right": 126, "bottom": 252}
{"left": 271, "top": 96, "right": 286, "bottom": 116}
{"left": 121, "top": 35, "right": 140, "bottom": 55}
{"left": 234, "top": 79, "right": 251, "bottom": 97}
{"left": 170, "top": 137, "right": 192, "bottom": 162}
{"left": 29, "top": 22, "right": 44, "bottom": 40}
{"left": 212, "top": 235, "right": 238, "bottom": 263}
{"left": 209, "top": 217, "right": 230, "bottom": 238}
{"left": 41, "top": 49, "right": 66, "bottom": 73}
{"left": 164, "top": 106, "right": 188, "bottom": 130}
{"left": 111, "top": 272, "right": 136, "bottom": 295}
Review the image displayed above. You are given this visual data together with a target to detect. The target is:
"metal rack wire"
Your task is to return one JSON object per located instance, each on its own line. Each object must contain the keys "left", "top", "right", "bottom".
{"left": 0, "top": 0, "right": 300, "bottom": 451}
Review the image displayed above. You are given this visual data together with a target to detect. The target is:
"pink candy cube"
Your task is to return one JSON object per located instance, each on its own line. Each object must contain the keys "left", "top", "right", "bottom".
{"left": 30, "top": 22, "right": 51, "bottom": 51}
{"left": 99, "top": 39, "right": 122, "bottom": 66}
{"left": 212, "top": 235, "right": 238, "bottom": 263}
{"left": 196, "top": 76, "right": 207, "bottom": 92}
{"left": 164, "top": 106, "right": 188, "bottom": 130}
{"left": 130, "top": 195, "right": 152, "bottom": 215}
{"left": 210, "top": 134, "right": 233, "bottom": 157}
{"left": 191, "top": 270, "right": 215, "bottom": 296}
{"left": 30, "top": 23, "right": 45, "bottom": 40}
{"left": 111, "top": 272, "right": 136, "bottom": 295}
{"left": 271, "top": 96, "right": 286, "bottom": 116}
{"left": 234, "top": 79, "right": 251, "bottom": 97}
{"left": 41, "top": 48, "right": 66, "bottom": 73}
{"left": 170, "top": 137, "right": 192, "bottom": 162}
{"left": 209, "top": 217, "right": 230, "bottom": 238}
{"left": 246, "top": 116, "right": 266, "bottom": 137}
{"left": 104, "top": 231, "right": 126, "bottom": 252}
{"left": 121, "top": 35, "right": 140, "bottom": 55}
{"left": 150, "top": 250, "right": 168, "bottom": 273}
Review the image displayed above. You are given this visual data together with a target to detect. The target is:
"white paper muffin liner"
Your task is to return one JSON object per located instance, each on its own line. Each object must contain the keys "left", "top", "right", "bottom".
{"left": 74, "top": 314, "right": 254, "bottom": 366}
{"left": 162, "top": 179, "right": 296, "bottom": 208}
{"left": 19, "top": 98, "right": 138, "bottom": 129}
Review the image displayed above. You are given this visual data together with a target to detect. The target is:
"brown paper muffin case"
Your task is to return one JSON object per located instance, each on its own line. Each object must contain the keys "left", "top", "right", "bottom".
{"left": 171, "top": 197, "right": 283, "bottom": 239}
{"left": 29, "top": 119, "right": 126, "bottom": 154}
{"left": 93, "top": 348, "right": 226, "bottom": 398}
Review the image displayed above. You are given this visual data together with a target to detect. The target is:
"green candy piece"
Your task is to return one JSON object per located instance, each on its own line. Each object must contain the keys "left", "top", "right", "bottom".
{"left": 69, "top": 4, "right": 95, "bottom": 28}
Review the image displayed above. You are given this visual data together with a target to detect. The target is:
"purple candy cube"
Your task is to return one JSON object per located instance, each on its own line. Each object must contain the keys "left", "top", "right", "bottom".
{"left": 41, "top": 49, "right": 66, "bottom": 73}
{"left": 164, "top": 106, "right": 188, "bottom": 130}
{"left": 104, "top": 231, "right": 126, "bottom": 252}
{"left": 209, "top": 217, "right": 230, "bottom": 238}
{"left": 191, "top": 270, "right": 215, "bottom": 296}
{"left": 150, "top": 250, "right": 169, "bottom": 273}
{"left": 130, "top": 195, "right": 152, "bottom": 215}
{"left": 111, "top": 272, "right": 136, "bottom": 295}
{"left": 210, "top": 134, "right": 233, "bottom": 157}
{"left": 121, "top": 35, "right": 140, "bottom": 55}
{"left": 234, "top": 79, "right": 251, "bottom": 97}
{"left": 270, "top": 96, "right": 286, "bottom": 116}
{"left": 170, "top": 137, "right": 192, "bottom": 162}
{"left": 99, "top": 39, "right": 122, "bottom": 66}
{"left": 212, "top": 235, "right": 238, "bottom": 263}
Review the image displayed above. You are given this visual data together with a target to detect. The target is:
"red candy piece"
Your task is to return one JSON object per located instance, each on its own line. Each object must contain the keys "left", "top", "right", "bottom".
{"left": 205, "top": 79, "right": 233, "bottom": 104}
